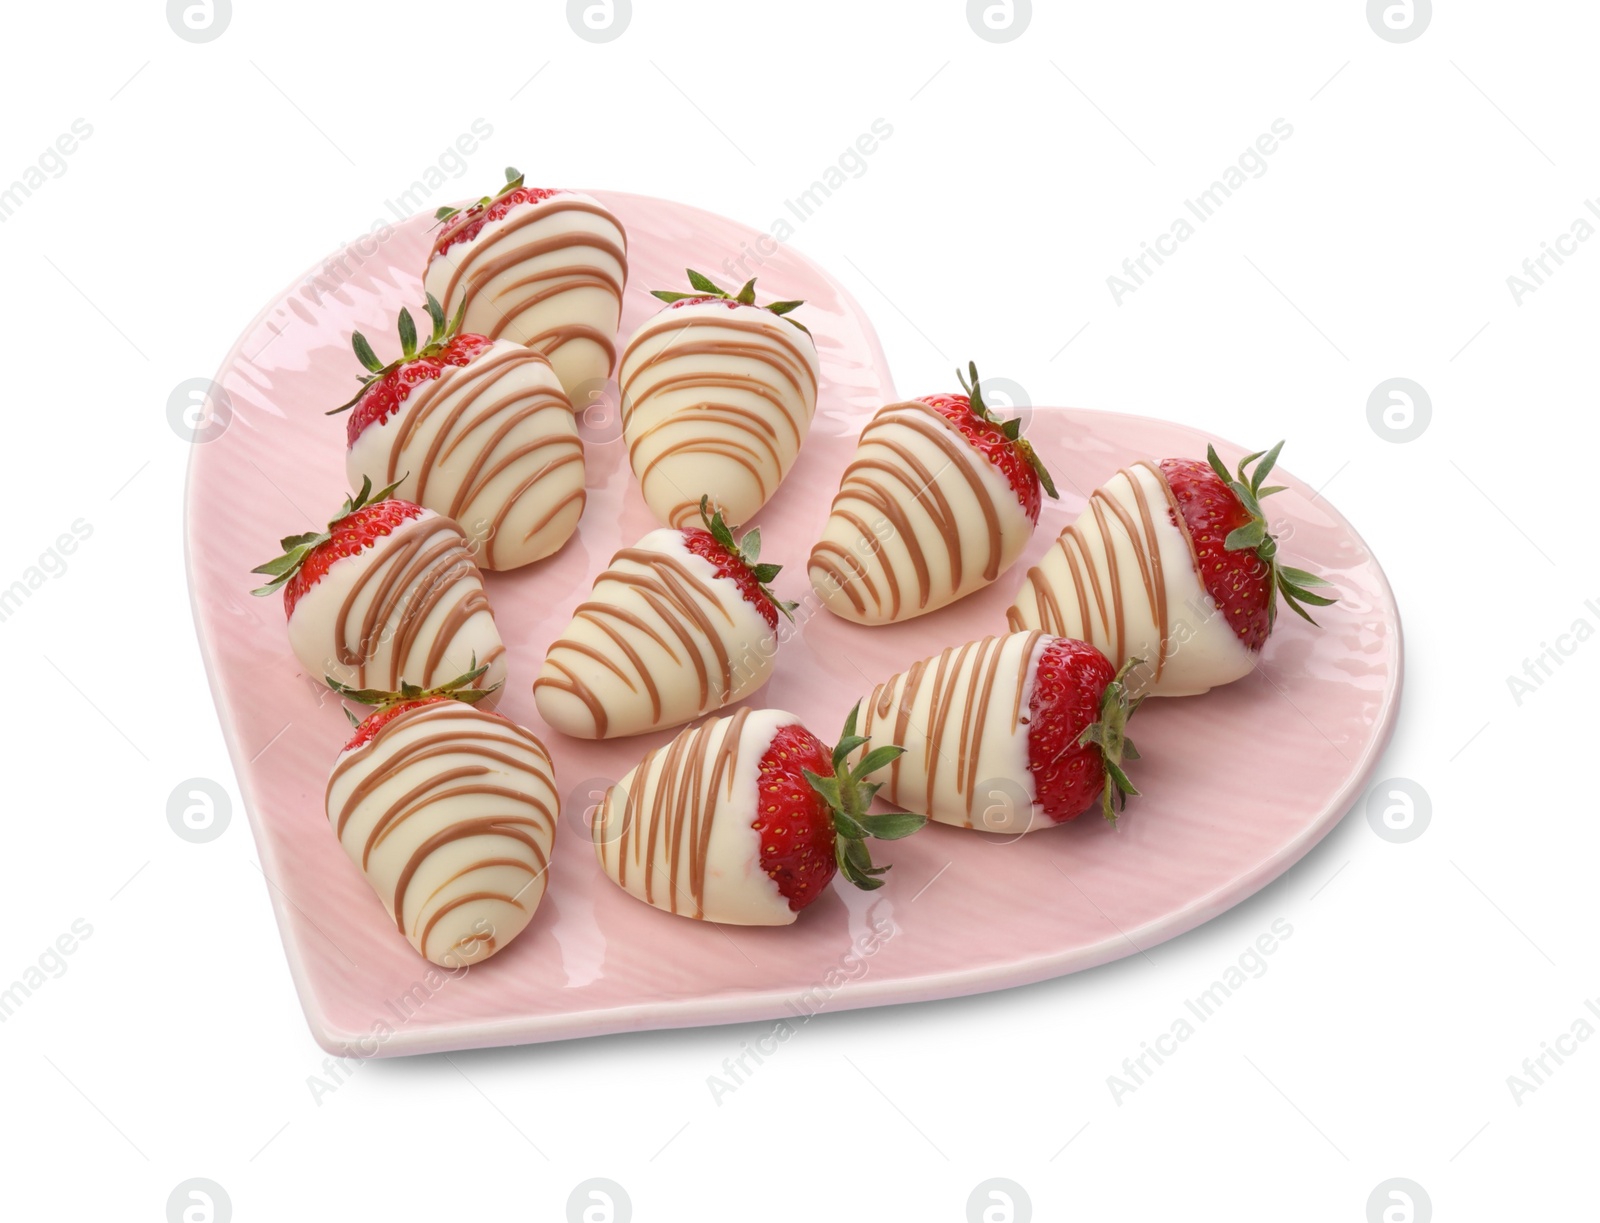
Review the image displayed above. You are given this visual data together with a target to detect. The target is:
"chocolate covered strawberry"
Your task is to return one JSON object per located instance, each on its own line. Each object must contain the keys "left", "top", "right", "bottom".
{"left": 809, "top": 362, "right": 1057, "bottom": 625}
{"left": 618, "top": 270, "right": 819, "bottom": 529}
{"left": 1009, "top": 442, "right": 1335, "bottom": 697}
{"left": 591, "top": 704, "right": 922, "bottom": 924}
{"left": 424, "top": 167, "right": 627, "bottom": 399}
{"left": 856, "top": 631, "right": 1141, "bottom": 832}
{"left": 325, "top": 665, "right": 558, "bottom": 966}
{"left": 250, "top": 477, "right": 504, "bottom": 694}
{"left": 534, "top": 497, "right": 795, "bottom": 739}
{"left": 332, "top": 294, "right": 585, "bottom": 571}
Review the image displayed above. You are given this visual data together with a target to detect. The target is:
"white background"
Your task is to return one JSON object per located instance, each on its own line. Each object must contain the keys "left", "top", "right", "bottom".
{"left": 2, "top": 1, "right": 1594, "bottom": 1220}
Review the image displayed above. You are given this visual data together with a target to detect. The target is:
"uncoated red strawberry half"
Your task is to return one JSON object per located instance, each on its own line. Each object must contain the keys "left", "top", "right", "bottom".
{"left": 535, "top": 498, "right": 798, "bottom": 739}
{"left": 1009, "top": 441, "right": 1336, "bottom": 698}
{"left": 856, "top": 631, "right": 1142, "bottom": 833}
{"left": 591, "top": 705, "right": 923, "bottom": 925}
{"left": 250, "top": 476, "right": 506, "bottom": 694}
{"left": 809, "top": 362, "right": 1058, "bottom": 626}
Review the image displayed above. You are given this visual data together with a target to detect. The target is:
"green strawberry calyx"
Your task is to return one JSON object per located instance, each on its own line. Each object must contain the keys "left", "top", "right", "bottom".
{"left": 957, "top": 361, "right": 1058, "bottom": 500}
{"left": 1204, "top": 441, "right": 1338, "bottom": 628}
{"left": 1075, "top": 656, "right": 1145, "bottom": 825}
{"left": 651, "top": 268, "right": 811, "bottom": 336}
{"left": 328, "top": 293, "right": 469, "bottom": 415}
{"left": 327, "top": 661, "right": 499, "bottom": 726}
{"left": 248, "top": 475, "right": 406, "bottom": 597}
{"left": 802, "top": 702, "right": 925, "bottom": 890}
{"left": 698, "top": 495, "right": 799, "bottom": 622}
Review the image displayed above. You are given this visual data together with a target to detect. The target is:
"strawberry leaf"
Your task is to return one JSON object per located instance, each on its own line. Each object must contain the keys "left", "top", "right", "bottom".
{"left": 805, "top": 704, "right": 927, "bottom": 892}
{"left": 648, "top": 272, "right": 811, "bottom": 331}
{"left": 328, "top": 660, "right": 496, "bottom": 710}
{"left": 425, "top": 292, "right": 447, "bottom": 336}
{"left": 858, "top": 812, "right": 925, "bottom": 840}
{"left": 1206, "top": 442, "right": 1339, "bottom": 633}
{"left": 351, "top": 331, "right": 383, "bottom": 373}
{"left": 687, "top": 268, "right": 722, "bottom": 294}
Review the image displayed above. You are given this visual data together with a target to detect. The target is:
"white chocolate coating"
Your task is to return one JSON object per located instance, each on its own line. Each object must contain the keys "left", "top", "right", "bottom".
{"left": 326, "top": 701, "right": 558, "bottom": 966}
{"left": 808, "top": 399, "right": 1034, "bottom": 625}
{"left": 857, "top": 632, "right": 1052, "bottom": 834}
{"left": 1008, "top": 461, "right": 1255, "bottom": 698}
{"left": 287, "top": 508, "right": 505, "bottom": 693}
{"left": 346, "top": 343, "right": 584, "bottom": 571}
{"left": 593, "top": 707, "right": 795, "bottom": 925}
{"left": 618, "top": 299, "right": 819, "bottom": 529}
{"left": 533, "top": 529, "right": 775, "bottom": 739}
{"left": 423, "top": 191, "right": 627, "bottom": 398}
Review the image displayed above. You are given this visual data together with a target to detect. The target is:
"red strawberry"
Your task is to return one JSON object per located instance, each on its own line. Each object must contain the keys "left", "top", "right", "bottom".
{"left": 1159, "top": 443, "right": 1336, "bottom": 651}
{"left": 534, "top": 496, "right": 796, "bottom": 739}
{"left": 250, "top": 476, "right": 505, "bottom": 694}
{"left": 857, "top": 631, "right": 1142, "bottom": 833}
{"left": 1026, "top": 638, "right": 1140, "bottom": 823}
{"left": 922, "top": 362, "right": 1057, "bottom": 522}
{"left": 328, "top": 293, "right": 494, "bottom": 443}
{"left": 809, "top": 363, "right": 1058, "bottom": 626}
{"left": 592, "top": 706, "right": 923, "bottom": 925}
{"left": 430, "top": 167, "right": 561, "bottom": 260}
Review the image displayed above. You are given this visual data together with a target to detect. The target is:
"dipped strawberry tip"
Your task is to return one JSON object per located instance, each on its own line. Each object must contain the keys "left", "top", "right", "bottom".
{"left": 328, "top": 661, "right": 501, "bottom": 748}
{"left": 329, "top": 293, "right": 471, "bottom": 416}
{"left": 1075, "top": 656, "right": 1145, "bottom": 824}
{"left": 956, "top": 361, "right": 1058, "bottom": 501}
{"left": 1203, "top": 442, "right": 1338, "bottom": 629}
{"left": 650, "top": 269, "right": 810, "bottom": 335}
{"left": 696, "top": 495, "right": 799, "bottom": 622}
{"left": 249, "top": 474, "right": 410, "bottom": 597}
{"left": 801, "top": 702, "right": 924, "bottom": 890}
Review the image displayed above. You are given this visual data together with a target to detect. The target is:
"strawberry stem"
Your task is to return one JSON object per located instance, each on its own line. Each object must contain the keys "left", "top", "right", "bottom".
{"left": 1204, "top": 443, "right": 1338, "bottom": 628}
{"left": 802, "top": 702, "right": 924, "bottom": 890}
{"left": 1075, "top": 656, "right": 1145, "bottom": 824}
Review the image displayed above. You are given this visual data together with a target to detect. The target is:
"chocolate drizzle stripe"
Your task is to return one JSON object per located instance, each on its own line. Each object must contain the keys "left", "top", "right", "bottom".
{"left": 326, "top": 516, "right": 497, "bottom": 690}
{"left": 603, "top": 707, "right": 756, "bottom": 919}
{"left": 535, "top": 544, "right": 752, "bottom": 737}
{"left": 433, "top": 197, "right": 627, "bottom": 371}
{"left": 860, "top": 632, "right": 1043, "bottom": 827}
{"left": 1010, "top": 461, "right": 1181, "bottom": 681}
{"left": 809, "top": 400, "right": 1007, "bottom": 621}
{"left": 619, "top": 313, "right": 817, "bottom": 526}
{"left": 377, "top": 348, "right": 584, "bottom": 569}
{"left": 324, "top": 703, "right": 556, "bottom": 962}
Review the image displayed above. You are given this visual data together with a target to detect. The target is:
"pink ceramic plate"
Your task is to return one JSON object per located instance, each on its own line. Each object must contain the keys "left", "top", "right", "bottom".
{"left": 187, "top": 192, "right": 1402, "bottom": 1056}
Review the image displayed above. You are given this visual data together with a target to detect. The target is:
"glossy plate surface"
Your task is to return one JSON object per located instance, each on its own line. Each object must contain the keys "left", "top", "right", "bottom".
{"left": 186, "top": 193, "right": 1402, "bottom": 1056}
